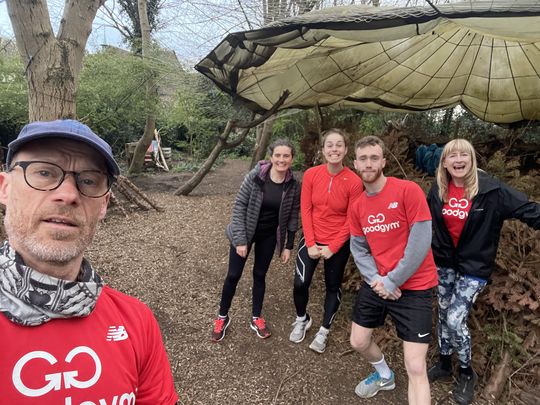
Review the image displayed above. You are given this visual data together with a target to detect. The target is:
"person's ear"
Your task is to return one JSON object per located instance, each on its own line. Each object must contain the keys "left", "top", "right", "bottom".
{"left": 98, "top": 193, "right": 111, "bottom": 220}
{"left": 0, "top": 172, "right": 11, "bottom": 206}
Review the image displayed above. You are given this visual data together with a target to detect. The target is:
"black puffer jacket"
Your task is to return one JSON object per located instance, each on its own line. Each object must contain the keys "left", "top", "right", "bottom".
{"left": 428, "top": 170, "right": 540, "bottom": 280}
{"left": 226, "top": 161, "right": 301, "bottom": 254}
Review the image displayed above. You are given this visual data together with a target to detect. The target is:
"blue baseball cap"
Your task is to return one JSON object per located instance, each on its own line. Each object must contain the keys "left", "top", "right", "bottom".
{"left": 6, "top": 119, "right": 120, "bottom": 177}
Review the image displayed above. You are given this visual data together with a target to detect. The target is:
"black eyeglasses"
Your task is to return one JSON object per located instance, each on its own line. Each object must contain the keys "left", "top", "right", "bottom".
{"left": 9, "top": 161, "right": 114, "bottom": 198}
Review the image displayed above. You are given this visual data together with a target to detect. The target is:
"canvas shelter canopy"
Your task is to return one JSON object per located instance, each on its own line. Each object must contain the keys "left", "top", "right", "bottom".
{"left": 195, "top": 1, "right": 540, "bottom": 124}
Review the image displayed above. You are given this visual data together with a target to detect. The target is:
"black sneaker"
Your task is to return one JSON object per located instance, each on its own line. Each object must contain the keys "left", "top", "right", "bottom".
{"left": 428, "top": 362, "right": 453, "bottom": 382}
{"left": 453, "top": 371, "right": 477, "bottom": 405}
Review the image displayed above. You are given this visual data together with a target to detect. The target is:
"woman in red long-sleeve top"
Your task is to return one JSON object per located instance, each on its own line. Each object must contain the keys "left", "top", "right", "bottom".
{"left": 289, "top": 128, "right": 362, "bottom": 353}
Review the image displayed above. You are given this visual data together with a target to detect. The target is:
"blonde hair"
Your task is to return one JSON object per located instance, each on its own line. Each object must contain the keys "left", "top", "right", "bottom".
{"left": 436, "top": 139, "right": 479, "bottom": 202}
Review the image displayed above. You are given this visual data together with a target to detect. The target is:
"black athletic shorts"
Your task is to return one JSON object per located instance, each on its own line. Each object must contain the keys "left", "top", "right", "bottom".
{"left": 352, "top": 282, "right": 434, "bottom": 344}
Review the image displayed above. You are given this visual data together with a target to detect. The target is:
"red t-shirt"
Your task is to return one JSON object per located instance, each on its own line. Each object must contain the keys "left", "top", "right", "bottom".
{"left": 301, "top": 164, "right": 362, "bottom": 253}
{"left": 442, "top": 182, "right": 472, "bottom": 247}
{"left": 0, "top": 286, "right": 178, "bottom": 404}
{"left": 350, "top": 177, "right": 438, "bottom": 290}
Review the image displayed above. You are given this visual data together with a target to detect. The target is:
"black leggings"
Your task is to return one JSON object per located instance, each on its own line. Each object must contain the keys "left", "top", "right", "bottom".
{"left": 218, "top": 232, "right": 276, "bottom": 318}
{"left": 293, "top": 236, "right": 350, "bottom": 329}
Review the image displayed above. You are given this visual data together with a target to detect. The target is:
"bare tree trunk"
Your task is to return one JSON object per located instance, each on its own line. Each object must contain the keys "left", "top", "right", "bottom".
{"left": 175, "top": 122, "right": 251, "bottom": 196}
{"left": 6, "top": 0, "right": 105, "bottom": 121}
{"left": 250, "top": 115, "right": 276, "bottom": 169}
{"left": 439, "top": 107, "right": 454, "bottom": 137}
{"left": 175, "top": 91, "right": 290, "bottom": 196}
{"left": 127, "top": 0, "right": 158, "bottom": 175}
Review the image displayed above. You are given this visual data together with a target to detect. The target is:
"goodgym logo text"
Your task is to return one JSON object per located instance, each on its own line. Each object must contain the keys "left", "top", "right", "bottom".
{"left": 363, "top": 213, "right": 400, "bottom": 234}
{"left": 442, "top": 198, "right": 469, "bottom": 220}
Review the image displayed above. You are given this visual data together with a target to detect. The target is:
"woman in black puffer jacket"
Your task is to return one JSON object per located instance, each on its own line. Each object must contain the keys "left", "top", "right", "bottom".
{"left": 211, "top": 139, "right": 300, "bottom": 342}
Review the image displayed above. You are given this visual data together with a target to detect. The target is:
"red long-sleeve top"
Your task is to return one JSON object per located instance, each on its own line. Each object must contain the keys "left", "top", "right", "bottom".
{"left": 301, "top": 164, "right": 362, "bottom": 253}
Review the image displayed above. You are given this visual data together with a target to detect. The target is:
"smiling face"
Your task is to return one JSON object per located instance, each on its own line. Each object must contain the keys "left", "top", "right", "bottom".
{"left": 322, "top": 132, "right": 347, "bottom": 166}
{"left": 354, "top": 144, "right": 386, "bottom": 187}
{"left": 270, "top": 145, "right": 293, "bottom": 174}
{"left": 0, "top": 138, "right": 110, "bottom": 278}
{"left": 442, "top": 149, "right": 473, "bottom": 186}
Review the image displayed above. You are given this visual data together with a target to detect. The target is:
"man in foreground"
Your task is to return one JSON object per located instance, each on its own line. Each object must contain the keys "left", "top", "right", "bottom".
{"left": 0, "top": 120, "right": 178, "bottom": 404}
{"left": 349, "top": 136, "right": 437, "bottom": 404}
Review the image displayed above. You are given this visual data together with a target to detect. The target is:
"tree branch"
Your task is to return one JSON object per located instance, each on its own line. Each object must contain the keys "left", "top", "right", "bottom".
{"left": 235, "top": 90, "right": 289, "bottom": 128}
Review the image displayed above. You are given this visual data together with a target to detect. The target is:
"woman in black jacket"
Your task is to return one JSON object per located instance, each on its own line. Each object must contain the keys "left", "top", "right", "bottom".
{"left": 427, "top": 139, "right": 540, "bottom": 405}
{"left": 211, "top": 139, "right": 300, "bottom": 342}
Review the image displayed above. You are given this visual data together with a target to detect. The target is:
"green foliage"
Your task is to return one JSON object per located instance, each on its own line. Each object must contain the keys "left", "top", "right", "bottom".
{"left": 77, "top": 48, "right": 149, "bottom": 157}
{"left": 482, "top": 314, "right": 528, "bottom": 367}
{"left": 0, "top": 43, "right": 28, "bottom": 146}
{"left": 159, "top": 74, "right": 239, "bottom": 159}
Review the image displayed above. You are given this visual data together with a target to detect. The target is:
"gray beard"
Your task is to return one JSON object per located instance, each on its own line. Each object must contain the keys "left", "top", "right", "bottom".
{"left": 3, "top": 213, "right": 93, "bottom": 265}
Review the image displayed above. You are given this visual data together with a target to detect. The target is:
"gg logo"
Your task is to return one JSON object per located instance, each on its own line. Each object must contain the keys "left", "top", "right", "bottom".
{"left": 12, "top": 346, "right": 102, "bottom": 397}
{"left": 367, "top": 213, "right": 385, "bottom": 224}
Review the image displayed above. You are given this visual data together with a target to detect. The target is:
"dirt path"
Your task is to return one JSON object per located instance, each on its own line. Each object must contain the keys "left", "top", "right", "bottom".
{"left": 88, "top": 160, "right": 478, "bottom": 405}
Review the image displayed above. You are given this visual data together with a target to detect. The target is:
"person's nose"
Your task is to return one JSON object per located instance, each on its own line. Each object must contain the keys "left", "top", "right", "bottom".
{"left": 52, "top": 173, "right": 81, "bottom": 204}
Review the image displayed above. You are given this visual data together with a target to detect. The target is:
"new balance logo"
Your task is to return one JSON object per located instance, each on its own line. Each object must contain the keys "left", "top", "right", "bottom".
{"left": 107, "top": 325, "right": 128, "bottom": 341}
{"left": 387, "top": 202, "right": 398, "bottom": 209}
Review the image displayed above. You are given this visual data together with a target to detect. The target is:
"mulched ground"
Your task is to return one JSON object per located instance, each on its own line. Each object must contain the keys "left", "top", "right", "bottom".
{"left": 87, "top": 159, "right": 487, "bottom": 405}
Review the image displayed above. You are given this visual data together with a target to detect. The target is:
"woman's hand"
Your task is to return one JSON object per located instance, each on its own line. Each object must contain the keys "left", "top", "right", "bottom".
{"left": 319, "top": 246, "right": 334, "bottom": 260}
{"left": 281, "top": 249, "right": 291, "bottom": 263}
{"left": 307, "top": 245, "right": 321, "bottom": 259}
{"left": 236, "top": 245, "right": 248, "bottom": 258}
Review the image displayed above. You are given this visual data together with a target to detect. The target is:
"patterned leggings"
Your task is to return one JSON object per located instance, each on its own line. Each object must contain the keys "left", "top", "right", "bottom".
{"left": 437, "top": 267, "right": 487, "bottom": 368}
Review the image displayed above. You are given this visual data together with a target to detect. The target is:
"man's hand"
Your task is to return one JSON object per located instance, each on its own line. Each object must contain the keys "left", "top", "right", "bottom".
{"left": 281, "top": 248, "right": 291, "bottom": 263}
{"left": 236, "top": 245, "right": 248, "bottom": 258}
{"left": 319, "top": 246, "right": 334, "bottom": 260}
{"left": 370, "top": 280, "right": 402, "bottom": 301}
{"left": 307, "top": 245, "right": 321, "bottom": 259}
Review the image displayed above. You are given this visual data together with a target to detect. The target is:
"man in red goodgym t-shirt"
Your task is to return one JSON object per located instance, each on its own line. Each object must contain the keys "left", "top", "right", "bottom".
{"left": 0, "top": 120, "right": 178, "bottom": 404}
{"left": 349, "top": 135, "right": 437, "bottom": 404}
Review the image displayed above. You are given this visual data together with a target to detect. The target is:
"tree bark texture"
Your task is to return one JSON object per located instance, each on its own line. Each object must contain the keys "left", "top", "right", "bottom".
{"left": 483, "top": 351, "right": 512, "bottom": 402}
{"left": 6, "top": 0, "right": 105, "bottom": 121}
{"left": 250, "top": 115, "right": 275, "bottom": 169}
{"left": 127, "top": 0, "right": 158, "bottom": 175}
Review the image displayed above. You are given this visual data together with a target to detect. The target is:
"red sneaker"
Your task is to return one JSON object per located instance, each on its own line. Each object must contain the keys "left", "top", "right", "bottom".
{"left": 250, "top": 317, "right": 271, "bottom": 339}
{"left": 211, "top": 315, "right": 231, "bottom": 342}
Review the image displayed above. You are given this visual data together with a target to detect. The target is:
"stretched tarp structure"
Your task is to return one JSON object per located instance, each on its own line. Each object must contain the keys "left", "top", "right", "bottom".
{"left": 195, "top": 1, "right": 540, "bottom": 124}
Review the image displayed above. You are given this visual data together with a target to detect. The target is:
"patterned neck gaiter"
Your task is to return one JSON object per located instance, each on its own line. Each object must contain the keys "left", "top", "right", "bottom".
{"left": 0, "top": 241, "right": 104, "bottom": 326}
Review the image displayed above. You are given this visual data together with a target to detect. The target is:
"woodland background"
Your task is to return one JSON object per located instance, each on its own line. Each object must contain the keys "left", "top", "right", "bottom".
{"left": 0, "top": 0, "right": 539, "bottom": 403}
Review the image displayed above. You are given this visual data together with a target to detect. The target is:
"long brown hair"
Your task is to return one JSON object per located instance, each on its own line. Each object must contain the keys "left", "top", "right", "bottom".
{"left": 436, "top": 139, "right": 479, "bottom": 202}
{"left": 320, "top": 128, "right": 349, "bottom": 147}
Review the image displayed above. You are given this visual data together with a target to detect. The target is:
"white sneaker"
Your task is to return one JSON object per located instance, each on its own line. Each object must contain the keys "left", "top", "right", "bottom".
{"left": 309, "top": 328, "right": 329, "bottom": 353}
{"left": 289, "top": 315, "right": 312, "bottom": 343}
{"left": 355, "top": 371, "right": 395, "bottom": 398}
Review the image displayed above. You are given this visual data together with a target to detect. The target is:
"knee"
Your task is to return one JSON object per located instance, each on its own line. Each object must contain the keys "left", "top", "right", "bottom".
{"left": 224, "top": 273, "right": 241, "bottom": 286}
{"left": 252, "top": 268, "right": 267, "bottom": 282}
{"left": 447, "top": 311, "right": 466, "bottom": 333}
{"left": 325, "top": 284, "right": 341, "bottom": 294}
{"left": 294, "top": 276, "right": 308, "bottom": 291}
{"left": 350, "top": 333, "right": 371, "bottom": 353}
{"left": 404, "top": 357, "right": 427, "bottom": 379}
